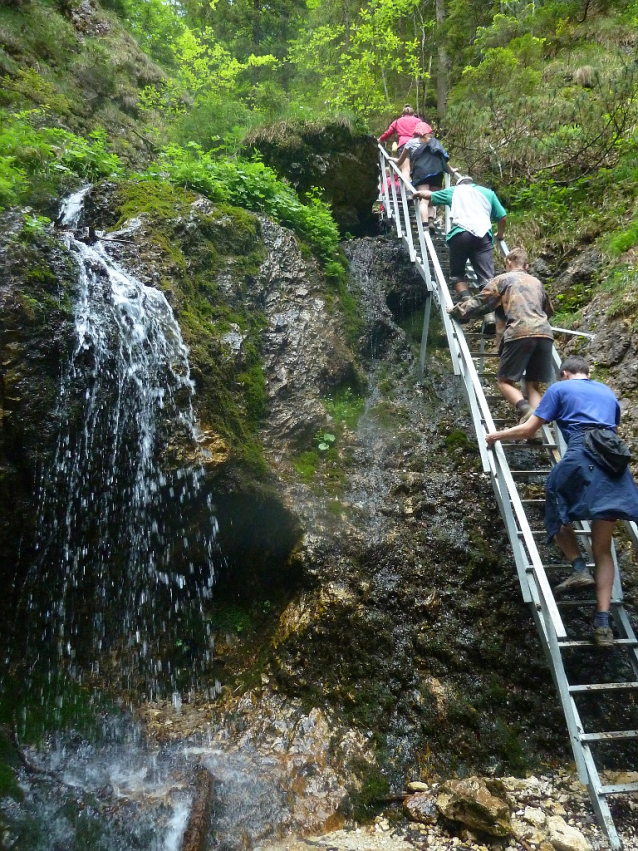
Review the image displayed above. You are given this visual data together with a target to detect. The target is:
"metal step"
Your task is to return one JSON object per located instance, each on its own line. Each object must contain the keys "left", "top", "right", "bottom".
{"left": 510, "top": 469, "right": 552, "bottom": 476}
{"left": 569, "top": 682, "right": 638, "bottom": 693}
{"left": 518, "top": 529, "right": 591, "bottom": 537}
{"left": 601, "top": 782, "right": 638, "bottom": 795}
{"left": 581, "top": 730, "right": 638, "bottom": 742}
{"left": 559, "top": 638, "right": 638, "bottom": 648}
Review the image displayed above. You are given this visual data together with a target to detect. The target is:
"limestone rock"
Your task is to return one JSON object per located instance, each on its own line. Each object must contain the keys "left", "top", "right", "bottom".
{"left": 511, "top": 816, "right": 546, "bottom": 845}
{"left": 406, "top": 781, "right": 430, "bottom": 793}
{"left": 404, "top": 792, "right": 438, "bottom": 824}
{"left": 436, "top": 777, "right": 511, "bottom": 836}
{"left": 547, "top": 815, "right": 591, "bottom": 851}
{"left": 524, "top": 806, "right": 547, "bottom": 829}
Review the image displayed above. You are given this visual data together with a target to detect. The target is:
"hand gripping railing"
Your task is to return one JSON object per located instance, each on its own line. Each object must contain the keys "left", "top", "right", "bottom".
{"left": 378, "top": 143, "right": 638, "bottom": 849}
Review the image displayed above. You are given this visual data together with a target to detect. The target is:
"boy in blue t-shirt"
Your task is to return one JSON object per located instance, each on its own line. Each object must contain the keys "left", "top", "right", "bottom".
{"left": 486, "top": 355, "right": 638, "bottom": 647}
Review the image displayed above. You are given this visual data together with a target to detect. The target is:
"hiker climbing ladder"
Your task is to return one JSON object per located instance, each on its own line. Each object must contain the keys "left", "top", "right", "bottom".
{"left": 378, "top": 145, "right": 638, "bottom": 850}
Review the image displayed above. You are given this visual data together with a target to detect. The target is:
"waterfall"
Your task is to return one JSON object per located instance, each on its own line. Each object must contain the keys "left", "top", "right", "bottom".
{"left": 25, "top": 187, "right": 221, "bottom": 704}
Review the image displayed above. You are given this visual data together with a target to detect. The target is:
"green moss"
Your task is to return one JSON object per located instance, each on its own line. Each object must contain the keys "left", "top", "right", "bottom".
{"left": 293, "top": 449, "right": 321, "bottom": 481}
{"left": 115, "top": 179, "right": 197, "bottom": 226}
{"left": 340, "top": 757, "right": 389, "bottom": 823}
{"left": 210, "top": 604, "right": 255, "bottom": 635}
{"left": 0, "top": 761, "right": 22, "bottom": 800}
{"left": 368, "top": 400, "right": 409, "bottom": 428}
{"left": 444, "top": 429, "right": 474, "bottom": 452}
{"left": 0, "top": 671, "right": 107, "bottom": 746}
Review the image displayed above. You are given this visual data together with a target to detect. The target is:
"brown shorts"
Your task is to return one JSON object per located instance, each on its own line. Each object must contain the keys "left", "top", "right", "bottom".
{"left": 498, "top": 337, "right": 554, "bottom": 383}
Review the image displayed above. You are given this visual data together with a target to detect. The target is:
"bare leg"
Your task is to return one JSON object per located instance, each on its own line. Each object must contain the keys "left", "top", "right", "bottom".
{"left": 554, "top": 524, "right": 581, "bottom": 562}
{"left": 400, "top": 159, "right": 411, "bottom": 185}
{"left": 591, "top": 519, "right": 616, "bottom": 613}
{"left": 497, "top": 377, "right": 525, "bottom": 408}
{"left": 415, "top": 183, "right": 430, "bottom": 223}
{"left": 525, "top": 380, "right": 543, "bottom": 410}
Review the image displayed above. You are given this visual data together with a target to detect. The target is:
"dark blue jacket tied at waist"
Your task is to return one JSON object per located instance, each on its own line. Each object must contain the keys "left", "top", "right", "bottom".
{"left": 545, "top": 430, "right": 638, "bottom": 542}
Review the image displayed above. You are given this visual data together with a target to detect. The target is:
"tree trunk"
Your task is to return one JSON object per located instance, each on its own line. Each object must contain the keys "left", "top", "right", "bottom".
{"left": 180, "top": 768, "right": 215, "bottom": 851}
{"left": 435, "top": 0, "right": 448, "bottom": 120}
{"left": 253, "top": 0, "right": 260, "bottom": 48}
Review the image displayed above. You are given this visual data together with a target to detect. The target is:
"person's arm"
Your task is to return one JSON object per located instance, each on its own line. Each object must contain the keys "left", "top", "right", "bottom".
{"left": 414, "top": 188, "right": 432, "bottom": 200}
{"left": 379, "top": 120, "right": 397, "bottom": 143}
{"left": 486, "top": 415, "right": 546, "bottom": 446}
{"left": 495, "top": 216, "right": 506, "bottom": 240}
{"left": 448, "top": 278, "right": 501, "bottom": 322}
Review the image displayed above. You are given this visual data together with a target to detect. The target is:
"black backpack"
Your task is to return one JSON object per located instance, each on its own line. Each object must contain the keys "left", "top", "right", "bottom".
{"left": 583, "top": 428, "right": 632, "bottom": 477}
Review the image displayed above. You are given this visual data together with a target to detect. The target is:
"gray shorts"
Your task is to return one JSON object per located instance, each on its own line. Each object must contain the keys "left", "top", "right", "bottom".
{"left": 498, "top": 337, "right": 554, "bottom": 382}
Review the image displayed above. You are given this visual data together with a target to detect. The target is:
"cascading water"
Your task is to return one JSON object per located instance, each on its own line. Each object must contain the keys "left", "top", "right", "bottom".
{"left": 21, "top": 186, "right": 222, "bottom": 709}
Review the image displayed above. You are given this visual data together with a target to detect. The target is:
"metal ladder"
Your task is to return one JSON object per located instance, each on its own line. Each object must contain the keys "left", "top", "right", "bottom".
{"left": 378, "top": 145, "right": 638, "bottom": 849}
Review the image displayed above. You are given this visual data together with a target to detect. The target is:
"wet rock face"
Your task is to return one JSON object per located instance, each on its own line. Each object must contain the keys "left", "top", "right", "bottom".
{"left": 243, "top": 120, "right": 379, "bottom": 237}
{"left": 0, "top": 213, "right": 80, "bottom": 641}
{"left": 257, "top": 232, "right": 570, "bottom": 782}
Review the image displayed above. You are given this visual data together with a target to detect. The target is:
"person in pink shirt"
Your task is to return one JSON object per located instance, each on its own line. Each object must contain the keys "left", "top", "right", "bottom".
{"left": 378, "top": 106, "right": 422, "bottom": 183}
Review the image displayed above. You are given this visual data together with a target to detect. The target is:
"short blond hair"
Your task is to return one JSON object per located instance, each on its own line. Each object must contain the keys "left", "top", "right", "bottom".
{"left": 507, "top": 247, "right": 529, "bottom": 268}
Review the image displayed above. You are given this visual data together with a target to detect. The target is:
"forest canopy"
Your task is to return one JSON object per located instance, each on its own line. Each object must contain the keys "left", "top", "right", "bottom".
{"left": 1, "top": 0, "right": 638, "bottom": 279}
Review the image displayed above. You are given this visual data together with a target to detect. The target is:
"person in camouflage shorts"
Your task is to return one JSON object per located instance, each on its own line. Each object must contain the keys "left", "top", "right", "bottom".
{"left": 448, "top": 247, "right": 554, "bottom": 421}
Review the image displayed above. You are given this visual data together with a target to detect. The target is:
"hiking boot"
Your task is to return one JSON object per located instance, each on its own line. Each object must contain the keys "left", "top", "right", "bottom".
{"left": 519, "top": 406, "right": 537, "bottom": 424}
{"left": 452, "top": 288, "right": 472, "bottom": 303}
{"left": 516, "top": 401, "right": 531, "bottom": 422}
{"left": 593, "top": 626, "right": 614, "bottom": 648}
{"left": 482, "top": 312, "right": 497, "bottom": 336}
{"left": 554, "top": 568, "right": 596, "bottom": 594}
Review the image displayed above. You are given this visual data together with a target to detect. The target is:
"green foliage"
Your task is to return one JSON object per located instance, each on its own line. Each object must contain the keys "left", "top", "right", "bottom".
{"left": 0, "top": 112, "right": 122, "bottom": 209}
{"left": 323, "top": 386, "right": 366, "bottom": 430}
{"left": 153, "top": 144, "right": 344, "bottom": 267}
{"left": 600, "top": 265, "right": 638, "bottom": 320}
{"left": 607, "top": 214, "right": 638, "bottom": 256}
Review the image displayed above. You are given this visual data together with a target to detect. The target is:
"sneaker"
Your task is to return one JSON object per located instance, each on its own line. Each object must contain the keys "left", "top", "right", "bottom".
{"left": 519, "top": 406, "right": 537, "bottom": 424}
{"left": 554, "top": 568, "right": 596, "bottom": 594}
{"left": 593, "top": 626, "right": 614, "bottom": 647}
{"left": 428, "top": 218, "right": 436, "bottom": 233}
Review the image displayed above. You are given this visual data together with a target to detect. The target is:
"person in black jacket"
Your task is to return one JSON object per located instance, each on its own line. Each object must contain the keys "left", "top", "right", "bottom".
{"left": 395, "top": 122, "right": 453, "bottom": 231}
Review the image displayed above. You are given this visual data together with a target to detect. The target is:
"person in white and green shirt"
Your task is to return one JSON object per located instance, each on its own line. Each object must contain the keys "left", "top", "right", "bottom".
{"left": 415, "top": 176, "right": 507, "bottom": 302}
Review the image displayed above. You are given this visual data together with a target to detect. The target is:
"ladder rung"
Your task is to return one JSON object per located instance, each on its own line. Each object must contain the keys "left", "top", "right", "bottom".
{"left": 469, "top": 351, "right": 501, "bottom": 358}
{"left": 581, "top": 729, "right": 638, "bottom": 742}
{"left": 559, "top": 638, "right": 638, "bottom": 648}
{"left": 601, "top": 782, "right": 638, "bottom": 795}
{"left": 502, "top": 443, "right": 556, "bottom": 450}
{"left": 570, "top": 682, "right": 638, "bottom": 693}
{"left": 517, "top": 528, "right": 591, "bottom": 537}
{"left": 521, "top": 498, "right": 546, "bottom": 504}
{"left": 510, "top": 469, "right": 552, "bottom": 475}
